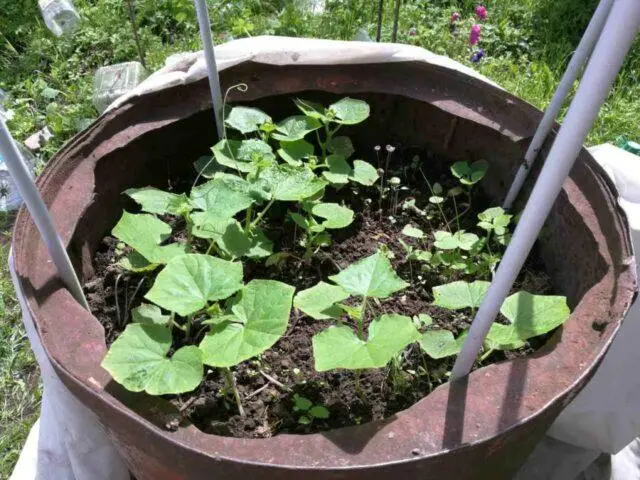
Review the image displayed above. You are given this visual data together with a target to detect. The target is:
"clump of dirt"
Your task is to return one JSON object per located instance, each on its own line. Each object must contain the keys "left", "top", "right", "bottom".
{"left": 86, "top": 148, "right": 553, "bottom": 439}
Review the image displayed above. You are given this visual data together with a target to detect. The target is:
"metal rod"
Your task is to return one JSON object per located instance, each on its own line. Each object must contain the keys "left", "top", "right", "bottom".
{"left": 193, "top": 0, "right": 224, "bottom": 139}
{"left": 0, "top": 117, "right": 89, "bottom": 310}
{"left": 502, "top": 0, "right": 615, "bottom": 210}
{"left": 452, "top": 0, "right": 640, "bottom": 380}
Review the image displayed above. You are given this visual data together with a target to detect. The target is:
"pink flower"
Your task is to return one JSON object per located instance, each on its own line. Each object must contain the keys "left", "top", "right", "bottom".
{"left": 469, "top": 24, "right": 481, "bottom": 45}
{"left": 450, "top": 12, "right": 461, "bottom": 23}
{"left": 475, "top": 5, "right": 487, "bottom": 21}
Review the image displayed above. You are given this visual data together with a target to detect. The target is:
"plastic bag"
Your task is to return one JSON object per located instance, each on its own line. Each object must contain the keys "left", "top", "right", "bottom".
{"left": 0, "top": 144, "right": 36, "bottom": 212}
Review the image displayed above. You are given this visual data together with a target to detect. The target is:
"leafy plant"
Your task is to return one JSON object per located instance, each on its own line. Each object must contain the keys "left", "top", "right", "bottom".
{"left": 293, "top": 250, "right": 420, "bottom": 376}
{"left": 292, "top": 394, "right": 330, "bottom": 425}
{"left": 421, "top": 280, "right": 570, "bottom": 360}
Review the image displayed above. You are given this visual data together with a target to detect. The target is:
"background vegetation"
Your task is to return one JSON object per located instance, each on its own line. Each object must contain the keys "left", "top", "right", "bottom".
{"left": 1, "top": 0, "right": 638, "bottom": 476}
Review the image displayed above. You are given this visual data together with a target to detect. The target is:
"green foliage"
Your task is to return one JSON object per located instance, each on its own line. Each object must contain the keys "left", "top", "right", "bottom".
{"left": 419, "top": 330, "right": 461, "bottom": 359}
{"left": 329, "top": 250, "right": 408, "bottom": 298}
{"left": 450, "top": 160, "right": 489, "bottom": 186}
{"left": 486, "top": 292, "right": 570, "bottom": 350}
{"left": 199, "top": 280, "right": 295, "bottom": 367}
{"left": 145, "top": 254, "right": 244, "bottom": 316}
{"left": 131, "top": 303, "right": 170, "bottom": 326}
{"left": 111, "top": 212, "right": 186, "bottom": 266}
{"left": 313, "top": 314, "right": 420, "bottom": 371}
{"left": 225, "top": 106, "right": 272, "bottom": 134}
{"left": 328, "top": 97, "right": 370, "bottom": 125}
{"left": 433, "top": 230, "right": 480, "bottom": 251}
{"left": 294, "top": 282, "right": 349, "bottom": 320}
{"left": 272, "top": 115, "right": 322, "bottom": 141}
{"left": 293, "top": 394, "right": 330, "bottom": 425}
{"left": 401, "top": 224, "right": 425, "bottom": 239}
{"left": 125, "top": 187, "right": 190, "bottom": 216}
{"left": 101, "top": 323, "right": 203, "bottom": 395}
{"left": 432, "top": 281, "right": 490, "bottom": 310}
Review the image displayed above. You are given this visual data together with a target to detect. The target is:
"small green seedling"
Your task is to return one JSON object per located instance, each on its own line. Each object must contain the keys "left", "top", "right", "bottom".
{"left": 293, "top": 250, "right": 420, "bottom": 373}
{"left": 290, "top": 202, "right": 355, "bottom": 259}
{"left": 292, "top": 394, "right": 330, "bottom": 425}
{"left": 420, "top": 280, "right": 571, "bottom": 360}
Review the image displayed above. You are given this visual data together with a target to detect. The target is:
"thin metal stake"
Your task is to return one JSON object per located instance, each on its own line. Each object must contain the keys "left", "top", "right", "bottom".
{"left": 194, "top": 0, "right": 224, "bottom": 139}
{"left": 0, "top": 117, "right": 89, "bottom": 310}
{"left": 502, "top": 0, "right": 615, "bottom": 210}
{"left": 452, "top": 0, "right": 640, "bottom": 379}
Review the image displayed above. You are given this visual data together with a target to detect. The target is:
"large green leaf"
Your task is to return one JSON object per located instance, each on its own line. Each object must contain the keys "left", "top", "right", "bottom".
{"left": 112, "top": 212, "right": 186, "bottom": 264}
{"left": 257, "top": 164, "right": 327, "bottom": 201}
{"left": 329, "top": 250, "right": 408, "bottom": 298}
{"left": 190, "top": 213, "right": 235, "bottom": 240}
{"left": 311, "top": 203, "right": 354, "bottom": 229}
{"left": 486, "top": 292, "right": 570, "bottom": 350}
{"left": 225, "top": 106, "right": 271, "bottom": 134}
{"left": 323, "top": 154, "right": 351, "bottom": 185}
{"left": 190, "top": 173, "right": 264, "bottom": 217}
{"left": 125, "top": 187, "right": 191, "bottom": 216}
{"left": 329, "top": 98, "right": 370, "bottom": 125}
{"left": 327, "top": 136, "right": 355, "bottom": 159}
{"left": 193, "top": 155, "right": 220, "bottom": 179}
{"left": 212, "top": 140, "right": 255, "bottom": 174}
{"left": 131, "top": 303, "right": 170, "bottom": 326}
{"left": 278, "top": 139, "right": 314, "bottom": 166}
{"left": 349, "top": 160, "right": 378, "bottom": 186}
{"left": 145, "top": 254, "right": 243, "bottom": 316}
{"left": 237, "top": 139, "right": 275, "bottom": 163}
{"left": 101, "top": 324, "right": 203, "bottom": 395}
{"left": 432, "top": 281, "right": 491, "bottom": 310}
{"left": 294, "top": 281, "right": 349, "bottom": 319}
{"left": 272, "top": 115, "right": 322, "bottom": 141}
{"left": 419, "top": 330, "right": 461, "bottom": 359}
{"left": 312, "top": 314, "right": 420, "bottom": 371}
{"left": 199, "top": 280, "right": 295, "bottom": 367}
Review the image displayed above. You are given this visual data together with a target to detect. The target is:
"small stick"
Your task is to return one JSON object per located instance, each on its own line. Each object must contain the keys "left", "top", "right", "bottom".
{"left": 114, "top": 274, "right": 122, "bottom": 327}
{"left": 125, "top": 0, "right": 146, "bottom": 67}
{"left": 260, "top": 370, "right": 292, "bottom": 392}
{"left": 246, "top": 383, "right": 270, "bottom": 399}
{"left": 179, "top": 395, "right": 197, "bottom": 413}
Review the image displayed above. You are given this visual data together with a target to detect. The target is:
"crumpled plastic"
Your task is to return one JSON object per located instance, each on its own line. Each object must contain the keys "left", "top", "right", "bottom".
{"left": 9, "top": 36, "right": 640, "bottom": 479}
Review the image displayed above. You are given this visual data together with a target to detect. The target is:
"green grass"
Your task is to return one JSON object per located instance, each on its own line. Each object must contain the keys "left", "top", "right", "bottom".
{"left": 1, "top": 0, "right": 639, "bottom": 476}
{"left": 0, "top": 214, "right": 42, "bottom": 479}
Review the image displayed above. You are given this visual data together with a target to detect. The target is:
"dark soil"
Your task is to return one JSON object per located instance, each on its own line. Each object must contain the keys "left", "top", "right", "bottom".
{"left": 86, "top": 149, "right": 554, "bottom": 439}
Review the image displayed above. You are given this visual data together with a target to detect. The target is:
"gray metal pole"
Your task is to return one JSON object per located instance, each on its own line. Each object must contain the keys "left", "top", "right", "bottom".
{"left": 0, "top": 117, "right": 89, "bottom": 310}
{"left": 502, "top": 0, "right": 615, "bottom": 210}
{"left": 194, "top": 0, "right": 224, "bottom": 139}
{"left": 452, "top": 0, "right": 640, "bottom": 379}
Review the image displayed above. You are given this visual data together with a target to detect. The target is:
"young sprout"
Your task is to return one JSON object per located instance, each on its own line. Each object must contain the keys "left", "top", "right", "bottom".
{"left": 293, "top": 394, "right": 330, "bottom": 425}
{"left": 389, "top": 176, "right": 401, "bottom": 215}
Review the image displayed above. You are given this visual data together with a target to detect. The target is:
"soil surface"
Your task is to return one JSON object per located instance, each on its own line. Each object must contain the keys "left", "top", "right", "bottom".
{"left": 86, "top": 149, "right": 554, "bottom": 438}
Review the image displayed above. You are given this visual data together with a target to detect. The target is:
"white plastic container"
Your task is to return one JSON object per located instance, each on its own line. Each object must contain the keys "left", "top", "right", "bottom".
{"left": 0, "top": 144, "right": 36, "bottom": 212}
{"left": 92, "top": 62, "right": 148, "bottom": 114}
{"left": 38, "top": 0, "right": 80, "bottom": 37}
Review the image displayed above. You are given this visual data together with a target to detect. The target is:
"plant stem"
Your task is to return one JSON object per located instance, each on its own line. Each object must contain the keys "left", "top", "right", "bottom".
{"left": 169, "top": 313, "right": 186, "bottom": 332}
{"left": 223, "top": 368, "right": 245, "bottom": 417}
{"left": 358, "top": 296, "right": 369, "bottom": 340}
{"left": 251, "top": 198, "right": 276, "bottom": 228}
{"left": 452, "top": 194, "right": 461, "bottom": 232}
{"left": 244, "top": 205, "right": 253, "bottom": 232}
{"left": 480, "top": 348, "right": 495, "bottom": 362}
{"left": 354, "top": 370, "right": 364, "bottom": 399}
{"left": 125, "top": 0, "right": 146, "bottom": 68}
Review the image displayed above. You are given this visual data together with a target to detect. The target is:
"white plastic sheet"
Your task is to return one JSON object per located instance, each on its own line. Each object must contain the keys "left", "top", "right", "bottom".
{"left": 10, "top": 37, "right": 640, "bottom": 479}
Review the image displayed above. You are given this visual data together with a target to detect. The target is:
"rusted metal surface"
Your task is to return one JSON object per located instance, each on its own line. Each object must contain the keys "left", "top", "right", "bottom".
{"left": 12, "top": 61, "right": 636, "bottom": 479}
